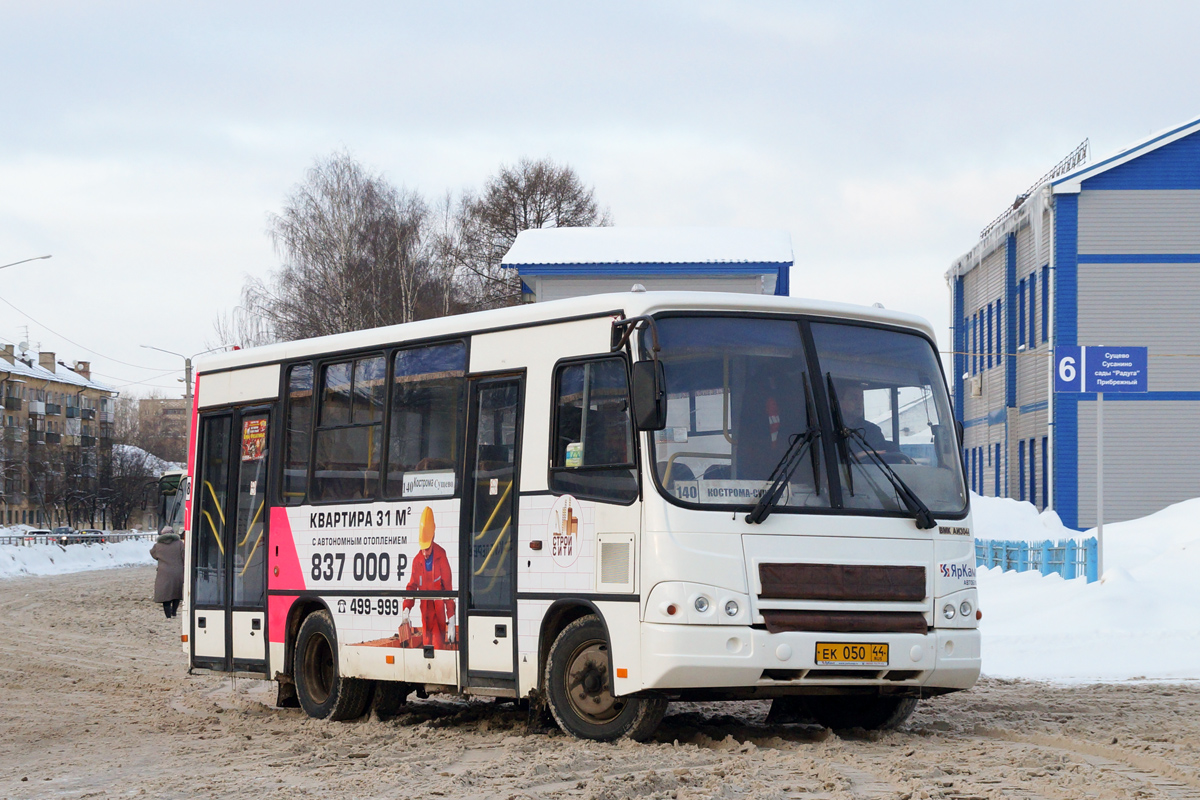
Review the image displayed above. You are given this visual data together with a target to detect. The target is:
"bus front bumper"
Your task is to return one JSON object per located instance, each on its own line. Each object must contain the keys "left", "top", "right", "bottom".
{"left": 638, "top": 623, "right": 980, "bottom": 692}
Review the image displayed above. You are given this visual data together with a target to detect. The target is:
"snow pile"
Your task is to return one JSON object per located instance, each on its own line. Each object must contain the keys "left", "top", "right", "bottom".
{"left": 970, "top": 493, "right": 1075, "bottom": 543}
{"left": 973, "top": 493, "right": 1200, "bottom": 681}
{"left": 0, "top": 536, "right": 155, "bottom": 580}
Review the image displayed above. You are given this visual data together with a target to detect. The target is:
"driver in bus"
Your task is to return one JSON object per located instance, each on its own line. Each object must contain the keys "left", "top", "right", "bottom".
{"left": 834, "top": 379, "right": 903, "bottom": 458}
{"left": 402, "top": 507, "right": 457, "bottom": 649}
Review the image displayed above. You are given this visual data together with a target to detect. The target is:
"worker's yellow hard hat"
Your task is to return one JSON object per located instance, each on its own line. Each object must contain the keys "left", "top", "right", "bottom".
{"left": 419, "top": 507, "right": 435, "bottom": 550}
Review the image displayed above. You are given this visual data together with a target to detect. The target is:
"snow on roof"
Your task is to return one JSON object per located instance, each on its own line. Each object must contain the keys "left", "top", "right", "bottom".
{"left": 1051, "top": 112, "right": 1200, "bottom": 193}
{"left": 0, "top": 355, "right": 115, "bottom": 393}
{"left": 501, "top": 227, "right": 794, "bottom": 266}
{"left": 947, "top": 113, "right": 1200, "bottom": 281}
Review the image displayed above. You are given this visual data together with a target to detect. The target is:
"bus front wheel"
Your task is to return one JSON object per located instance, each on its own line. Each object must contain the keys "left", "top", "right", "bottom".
{"left": 294, "top": 610, "right": 371, "bottom": 721}
{"left": 544, "top": 615, "right": 666, "bottom": 742}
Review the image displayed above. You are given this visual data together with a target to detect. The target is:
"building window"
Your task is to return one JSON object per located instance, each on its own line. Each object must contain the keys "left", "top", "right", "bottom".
{"left": 1028, "top": 438, "right": 1037, "bottom": 507}
{"left": 986, "top": 304, "right": 994, "bottom": 369}
{"left": 1018, "top": 280, "right": 1026, "bottom": 346}
{"left": 994, "top": 442, "right": 1001, "bottom": 496}
{"left": 1018, "top": 443, "right": 1026, "bottom": 501}
{"left": 1029, "top": 274, "right": 1037, "bottom": 348}
{"left": 1041, "top": 266, "right": 1050, "bottom": 343}
{"left": 996, "top": 300, "right": 1003, "bottom": 362}
{"left": 1042, "top": 436, "right": 1048, "bottom": 506}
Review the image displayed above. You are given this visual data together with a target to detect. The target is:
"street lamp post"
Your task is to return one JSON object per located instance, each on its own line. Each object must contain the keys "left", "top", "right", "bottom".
{"left": 139, "top": 345, "right": 228, "bottom": 426}
{"left": 0, "top": 255, "right": 52, "bottom": 271}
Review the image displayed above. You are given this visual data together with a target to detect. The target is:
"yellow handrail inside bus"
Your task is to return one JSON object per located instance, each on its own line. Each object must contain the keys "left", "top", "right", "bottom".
{"left": 474, "top": 518, "right": 512, "bottom": 593}
{"left": 204, "top": 481, "right": 226, "bottom": 526}
{"left": 240, "top": 530, "right": 263, "bottom": 577}
{"left": 474, "top": 515, "right": 511, "bottom": 576}
{"left": 474, "top": 479, "right": 512, "bottom": 541}
{"left": 237, "top": 499, "right": 264, "bottom": 547}
{"left": 202, "top": 510, "right": 224, "bottom": 555}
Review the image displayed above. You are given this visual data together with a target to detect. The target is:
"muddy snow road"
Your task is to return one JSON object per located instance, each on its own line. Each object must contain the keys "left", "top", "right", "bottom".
{"left": 2, "top": 568, "right": 1198, "bottom": 800}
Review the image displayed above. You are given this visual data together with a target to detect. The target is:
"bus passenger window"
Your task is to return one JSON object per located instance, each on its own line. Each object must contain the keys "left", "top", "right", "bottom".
{"left": 311, "top": 356, "right": 385, "bottom": 502}
{"left": 282, "top": 364, "right": 312, "bottom": 506}
{"left": 386, "top": 342, "right": 467, "bottom": 498}
{"left": 549, "top": 357, "right": 638, "bottom": 504}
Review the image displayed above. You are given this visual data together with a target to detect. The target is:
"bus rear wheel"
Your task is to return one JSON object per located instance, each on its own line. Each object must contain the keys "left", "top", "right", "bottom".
{"left": 544, "top": 615, "right": 666, "bottom": 742}
{"left": 804, "top": 695, "right": 918, "bottom": 731}
{"left": 294, "top": 610, "right": 371, "bottom": 721}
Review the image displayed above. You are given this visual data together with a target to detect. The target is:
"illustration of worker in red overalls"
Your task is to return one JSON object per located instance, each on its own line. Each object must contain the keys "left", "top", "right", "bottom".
{"left": 402, "top": 506, "right": 456, "bottom": 649}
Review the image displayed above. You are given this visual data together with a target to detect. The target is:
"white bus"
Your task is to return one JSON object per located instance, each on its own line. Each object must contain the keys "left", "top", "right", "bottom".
{"left": 181, "top": 290, "right": 977, "bottom": 741}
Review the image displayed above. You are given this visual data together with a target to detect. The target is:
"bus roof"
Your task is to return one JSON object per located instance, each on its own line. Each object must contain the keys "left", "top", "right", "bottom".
{"left": 196, "top": 291, "right": 937, "bottom": 374}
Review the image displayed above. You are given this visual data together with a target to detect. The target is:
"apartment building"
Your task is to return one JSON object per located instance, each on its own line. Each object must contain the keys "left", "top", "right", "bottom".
{"left": 137, "top": 396, "right": 189, "bottom": 463}
{"left": 0, "top": 345, "right": 117, "bottom": 527}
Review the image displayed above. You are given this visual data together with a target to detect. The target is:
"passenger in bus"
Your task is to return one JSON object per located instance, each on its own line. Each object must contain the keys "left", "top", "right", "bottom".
{"left": 736, "top": 367, "right": 807, "bottom": 479}
{"left": 150, "top": 526, "right": 184, "bottom": 619}
{"left": 401, "top": 507, "right": 456, "bottom": 649}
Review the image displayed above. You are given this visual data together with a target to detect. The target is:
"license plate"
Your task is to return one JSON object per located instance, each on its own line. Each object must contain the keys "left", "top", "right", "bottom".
{"left": 815, "top": 642, "right": 889, "bottom": 666}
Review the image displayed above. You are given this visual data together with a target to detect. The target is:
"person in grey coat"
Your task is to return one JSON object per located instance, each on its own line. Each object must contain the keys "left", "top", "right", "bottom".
{"left": 151, "top": 526, "right": 185, "bottom": 618}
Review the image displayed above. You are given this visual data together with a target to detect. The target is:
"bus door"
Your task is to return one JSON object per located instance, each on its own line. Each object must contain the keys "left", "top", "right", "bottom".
{"left": 460, "top": 375, "right": 523, "bottom": 692}
{"left": 190, "top": 407, "right": 271, "bottom": 674}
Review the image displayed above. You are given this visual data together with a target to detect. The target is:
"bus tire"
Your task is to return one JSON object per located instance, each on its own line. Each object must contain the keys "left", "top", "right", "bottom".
{"left": 805, "top": 695, "right": 918, "bottom": 731}
{"left": 544, "top": 615, "right": 667, "bottom": 742}
{"left": 370, "top": 681, "right": 412, "bottom": 719}
{"left": 294, "top": 610, "right": 371, "bottom": 721}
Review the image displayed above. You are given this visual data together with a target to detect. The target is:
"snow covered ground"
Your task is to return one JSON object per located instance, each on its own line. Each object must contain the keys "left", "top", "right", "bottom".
{"left": 0, "top": 527, "right": 155, "bottom": 580}
{"left": 973, "top": 493, "right": 1200, "bottom": 682}
{"left": 3, "top": 496, "right": 1197, "bottom": 683}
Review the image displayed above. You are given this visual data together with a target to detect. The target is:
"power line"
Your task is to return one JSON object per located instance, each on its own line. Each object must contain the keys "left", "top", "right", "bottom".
{"left": 0, "top": 292, "right": 163, "bottom": 369}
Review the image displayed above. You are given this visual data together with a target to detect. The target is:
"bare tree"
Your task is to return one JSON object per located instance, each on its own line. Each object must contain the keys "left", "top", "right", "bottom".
{"left": 210, "top": 298, "right": 277, "bottom": 350}
{"left": 241, "top": 152, "right": 431, "bottom": 341}
{"left": 459, "top": 157, "right": 611, "bottom": 308}
{"left": 213, "top": 153, "right": 610, "bottom": 339}
{"left": 99, "top": 444, "right": 157, "bottom": 530}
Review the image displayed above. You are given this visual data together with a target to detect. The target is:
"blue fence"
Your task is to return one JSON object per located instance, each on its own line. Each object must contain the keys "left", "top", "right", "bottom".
{"left": 975, "top": 538, "right": 1099, "bottom": 583}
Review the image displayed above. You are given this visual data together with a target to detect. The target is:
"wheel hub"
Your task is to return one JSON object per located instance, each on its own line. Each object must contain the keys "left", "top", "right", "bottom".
{"left": 565, "top": 641, "right": 622, "bottom": 723}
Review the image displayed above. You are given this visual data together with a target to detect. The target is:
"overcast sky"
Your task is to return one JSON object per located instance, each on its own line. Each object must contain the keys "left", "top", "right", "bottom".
{"left": 2, "top": 1, "right": 1198, "bottom": 396}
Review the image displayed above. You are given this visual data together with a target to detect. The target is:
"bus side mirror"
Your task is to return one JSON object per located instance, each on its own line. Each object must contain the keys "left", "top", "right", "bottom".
{"left": 954, "top": 420, "right": 964, "bottom": 450}
{"left": 631, "top": 360, "right": 667, "bottom": 431}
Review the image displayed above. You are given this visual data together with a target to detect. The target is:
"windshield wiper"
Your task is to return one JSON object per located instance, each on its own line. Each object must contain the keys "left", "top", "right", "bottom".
{"left": 826, "top": 374, "right": 937, "bottom": 530}
{"left": 745, "top": 376, "right": 821, "bottom": 525}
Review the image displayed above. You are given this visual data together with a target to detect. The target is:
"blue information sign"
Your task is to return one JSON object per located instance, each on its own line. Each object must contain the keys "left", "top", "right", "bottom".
{"left": 1054, "top": 346, "right": 1148, "bottom": 393}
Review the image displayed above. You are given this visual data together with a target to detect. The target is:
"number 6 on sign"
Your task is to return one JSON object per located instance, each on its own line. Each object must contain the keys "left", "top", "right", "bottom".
{"left": 1054, "top": 346, "right": 1083, "bottom": 392}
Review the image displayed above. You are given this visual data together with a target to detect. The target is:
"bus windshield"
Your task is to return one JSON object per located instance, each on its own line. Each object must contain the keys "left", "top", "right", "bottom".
{"left": 649, "top": 315, "right": 967, "bottom": 518}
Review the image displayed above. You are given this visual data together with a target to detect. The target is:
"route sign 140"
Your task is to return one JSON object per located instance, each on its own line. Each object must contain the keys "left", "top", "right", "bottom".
{"left": 1054, "top": 346, "right": 1148, "bottom": 393}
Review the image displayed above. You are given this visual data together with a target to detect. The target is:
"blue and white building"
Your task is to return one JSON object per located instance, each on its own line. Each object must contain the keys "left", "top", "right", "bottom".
{"left": 947, "top": 115, "right": 1200, "bottom": 529}
{"left": 501, "top": 227, "right": 792, "bottom": 302}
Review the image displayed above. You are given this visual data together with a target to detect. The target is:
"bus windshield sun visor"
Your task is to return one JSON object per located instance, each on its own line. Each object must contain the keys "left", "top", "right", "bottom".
{"left": 827, "top": 374, "right": 937, "bottom": 530}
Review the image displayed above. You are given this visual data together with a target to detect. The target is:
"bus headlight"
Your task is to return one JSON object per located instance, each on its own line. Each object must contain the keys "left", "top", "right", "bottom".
{"left": 724, "top": 600, "right": 739, "bottom": 617}
{"left": 942, "top": 603, "right": 956, "bottom": 620}
{"left": 959, "top": 601, "right": 972, "bottom": 618}
{"left": 694, "top": 596, "right": 710, "bottom": 613}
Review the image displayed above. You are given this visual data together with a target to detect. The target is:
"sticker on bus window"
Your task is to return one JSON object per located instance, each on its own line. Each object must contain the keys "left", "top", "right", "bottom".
{"left": 241, "top": 418, "right": 267, "bottom": 461}
{"left": 697, "top": 480, "right": 769, "bottom": 502}
{"left": 655, "top": 427, "right": 688, "bottom": 444}
{"left": 402, "top": 471, "right": 455, "bottom": 497}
